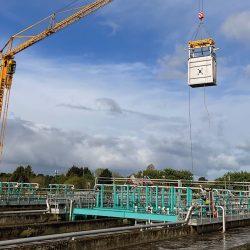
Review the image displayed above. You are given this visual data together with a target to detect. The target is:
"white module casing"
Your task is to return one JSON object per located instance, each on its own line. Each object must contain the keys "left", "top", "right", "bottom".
{"left": 188, "top": 55, "right": 217, "bottom": 88}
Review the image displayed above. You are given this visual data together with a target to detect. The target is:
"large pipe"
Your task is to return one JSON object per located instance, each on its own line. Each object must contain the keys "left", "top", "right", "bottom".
{"left": 0, "top": 221, "right": 185, "bottom": 247}
{"left": 217, "top": 205, "right": 226, "bottom": 233}
{"left": 46, "top": 198, "right": 50, "bottom": 213}
{"left": 69, "top": 199, "right": 73, "bottom": 221}
{"left": 184, "top": 205, "right": 195, "bottom": 224}
{"left": 1, "top": 209, "right": 48, "bottom": 215}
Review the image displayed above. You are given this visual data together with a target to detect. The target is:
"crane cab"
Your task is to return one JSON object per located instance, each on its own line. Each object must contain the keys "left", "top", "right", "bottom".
{"left": 2, "top": 58, "right": 17, "bottom": 89}
{"left": 188, "top": 38, "right": 217, "bottom": 88}
{"left": 6, "top": 59, "right": 16, "bottom": 76}
{"left": 0, "top": 58, "right": 16, "bottom": 86}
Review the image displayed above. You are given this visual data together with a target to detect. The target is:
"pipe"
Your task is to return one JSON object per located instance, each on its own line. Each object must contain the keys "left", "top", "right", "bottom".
{"left": 1, "top": 209, "right": 48, "bottom": 215}
{"left": 0, "top": 221, "right": 184, "bottom": 247}
{"left": 46, "top": 198, "right": 50, "bottom": 213}
{"left": 184, "top": 205, "right": 195, "bottom": 224}
{"left": 69, "top": 199, "right": 73, "bottom": 221}
{"left": 217, "top": 205, "right": 226, "bottom": 233}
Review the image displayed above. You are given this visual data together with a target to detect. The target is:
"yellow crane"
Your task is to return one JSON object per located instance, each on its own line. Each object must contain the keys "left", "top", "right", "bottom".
{"left": 0, "top": 0, "right": 113, "bottom": 159}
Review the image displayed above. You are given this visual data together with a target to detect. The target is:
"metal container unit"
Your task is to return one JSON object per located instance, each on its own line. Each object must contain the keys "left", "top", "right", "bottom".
{"left": 188, "top": 38, "right": 217, "bottom": 88}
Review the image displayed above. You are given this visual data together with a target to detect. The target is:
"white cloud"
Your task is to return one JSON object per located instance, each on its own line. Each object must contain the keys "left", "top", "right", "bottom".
{"left": 99, "top": 20, "right": 120, "bottom": 35}
{"left": 96, "top": 98, "right": 123, "bottom": 115}
{"left": 105, "top": 0, "right": 191, "bottom": 26}
{"left": 244, "top": 65, "right": 250, "bottom": 75}
{"left": 157, "top": 45, "right": 186, "bottom": 81}
{"left": 3, "top": 118, "right": 162, "bottom": 175}
{"left": 221, "top": 11, "right": 250, "bottom": 42}
{"left": 209, "top": 154, "right": 239, "bottom": 170}
{"left": 1, "top": 53, "right": 250, "bottom": 179}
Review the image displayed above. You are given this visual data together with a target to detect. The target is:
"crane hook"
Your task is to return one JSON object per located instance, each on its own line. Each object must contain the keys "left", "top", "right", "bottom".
{"left": 198, "top": 11, "right": 205, "bottom": 21}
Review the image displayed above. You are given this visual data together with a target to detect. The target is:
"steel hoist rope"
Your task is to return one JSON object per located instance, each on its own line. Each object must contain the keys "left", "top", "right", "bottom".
{"left": 55, "top": 0, "right": 82, "bottom": 14}
{"left": 187, "top": 0, "right": 214, "bottom": 173}
{"left": 188, "top": 88, "right": 194, "bottom": 173}
{"left": 0, "top": 88, "right": 11, "bottom": 161}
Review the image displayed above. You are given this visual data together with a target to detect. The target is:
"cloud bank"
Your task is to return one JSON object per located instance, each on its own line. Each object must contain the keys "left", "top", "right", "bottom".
{"left": 1, "top": 1, "right": 250, "bottom": 180}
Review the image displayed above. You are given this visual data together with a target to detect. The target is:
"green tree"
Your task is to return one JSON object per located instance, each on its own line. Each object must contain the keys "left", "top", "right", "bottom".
{"left": 44, "top": 175, "right": 55, "bottom": 187}
{"left": 0, "top": 172, "right": 12, "bottom": 182}
{"left": 163, "top": 168, "right": 193, "bottom": 181}
{"left": 56, "top": 174, "right": 67, "bottom": 184}
{"left": 216, "top": 171, "right": 250, "bottom": 183}
{"left": 146, "top": 164, "right": 156, "bottom": 171}
{"left": 64, "top": 174, "right": 94, "bottom": 189}
{"left": 99, "top": 168, "right": 113, "bottom": 184}
{"left": 198, "top": 176, "right": 208, "bottom": 181}
{"left": 140, "top": 169, "right": 160, "bottom": 179}
{"left": 66, "top": 166, "right": 83, "bottom": 177}
{"left": 83, "top": 167, "right": 92, "bottom": 176}
{"left": 65, "top": 176, "right": 85, "bottom": 189}
{"left": 30, "top": 175, "right": 46, "bottom": 187}
{"left": 133, "top": 167, "right": 193, "bottom": 181}
{"left": 11, "top": 166, "right": 34, "bottom": 182}
{"left": 24, "top": 165, "right": 35, "bottom": 181}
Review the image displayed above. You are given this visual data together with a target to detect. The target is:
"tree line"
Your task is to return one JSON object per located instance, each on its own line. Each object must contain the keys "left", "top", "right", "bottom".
{"left": 0, "top": 164, "right": 249, "bottom": 189}
{"left": 0, "top": 165, "right": 113, "bottom": 189}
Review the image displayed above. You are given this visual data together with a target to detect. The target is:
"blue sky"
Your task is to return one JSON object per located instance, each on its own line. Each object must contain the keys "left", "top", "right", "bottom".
{"left": 0, "top": 0, "right": 250, "bottom": 179}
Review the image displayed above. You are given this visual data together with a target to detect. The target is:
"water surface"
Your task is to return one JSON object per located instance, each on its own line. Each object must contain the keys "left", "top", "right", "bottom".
{"left": 117, "top": 226, "right": 250, "bottom": 250}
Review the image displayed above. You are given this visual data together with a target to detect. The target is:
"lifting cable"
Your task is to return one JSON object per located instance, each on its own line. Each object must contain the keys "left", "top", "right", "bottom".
{"left": 192, "top": 0, "right": 211, "bottom": 40}
{"left": 199, "top": 0, "right": 211, "bottom": 127}
{"left": 191, "top": 0, "right": 204, "bottom": 40}
{"left": 0, "top": 88, "right": 11, "bottom": 161}
{"left": 49, "top": 0, "right": 84, "bottom": 28}
{"left": 54, "top": 0, "right": 82, "bottom": 14}
{"left": 199, "top": 0, "right": 204, "bottom": 15}
{"left": 188, "top": 88, "right": 194, "bottom": 173}
{"left": 187, "top": 0, "right": 213, "bottom": 173}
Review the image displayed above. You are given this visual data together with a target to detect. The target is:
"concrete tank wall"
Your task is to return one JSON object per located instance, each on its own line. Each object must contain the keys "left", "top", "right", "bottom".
{"left": 0, "top": 218, "right": 132, "bottom": 240}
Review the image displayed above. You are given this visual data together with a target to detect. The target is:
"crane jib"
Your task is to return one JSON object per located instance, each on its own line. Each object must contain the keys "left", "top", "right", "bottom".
{"left": 3, "top": 0, "right": 112, "bottom": 58}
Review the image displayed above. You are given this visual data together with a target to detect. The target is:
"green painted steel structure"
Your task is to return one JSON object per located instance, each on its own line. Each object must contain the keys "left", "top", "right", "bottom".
{"left": 0, "top": 179, "right": 249, "bottom": 221}
{"left": 73, "top": 184, "right": 194, "bottom": 222}
{"left": 73, "top": 207, "right": 178, "bottom": 222}
{"left": 0, "top": 182, "right": 39, "bottom": 195}
{"left": 49, "top": 184, "right": 74, "bottom": 195}
{"left": 72, "top": 183, "right": 250, "bottom": 222}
